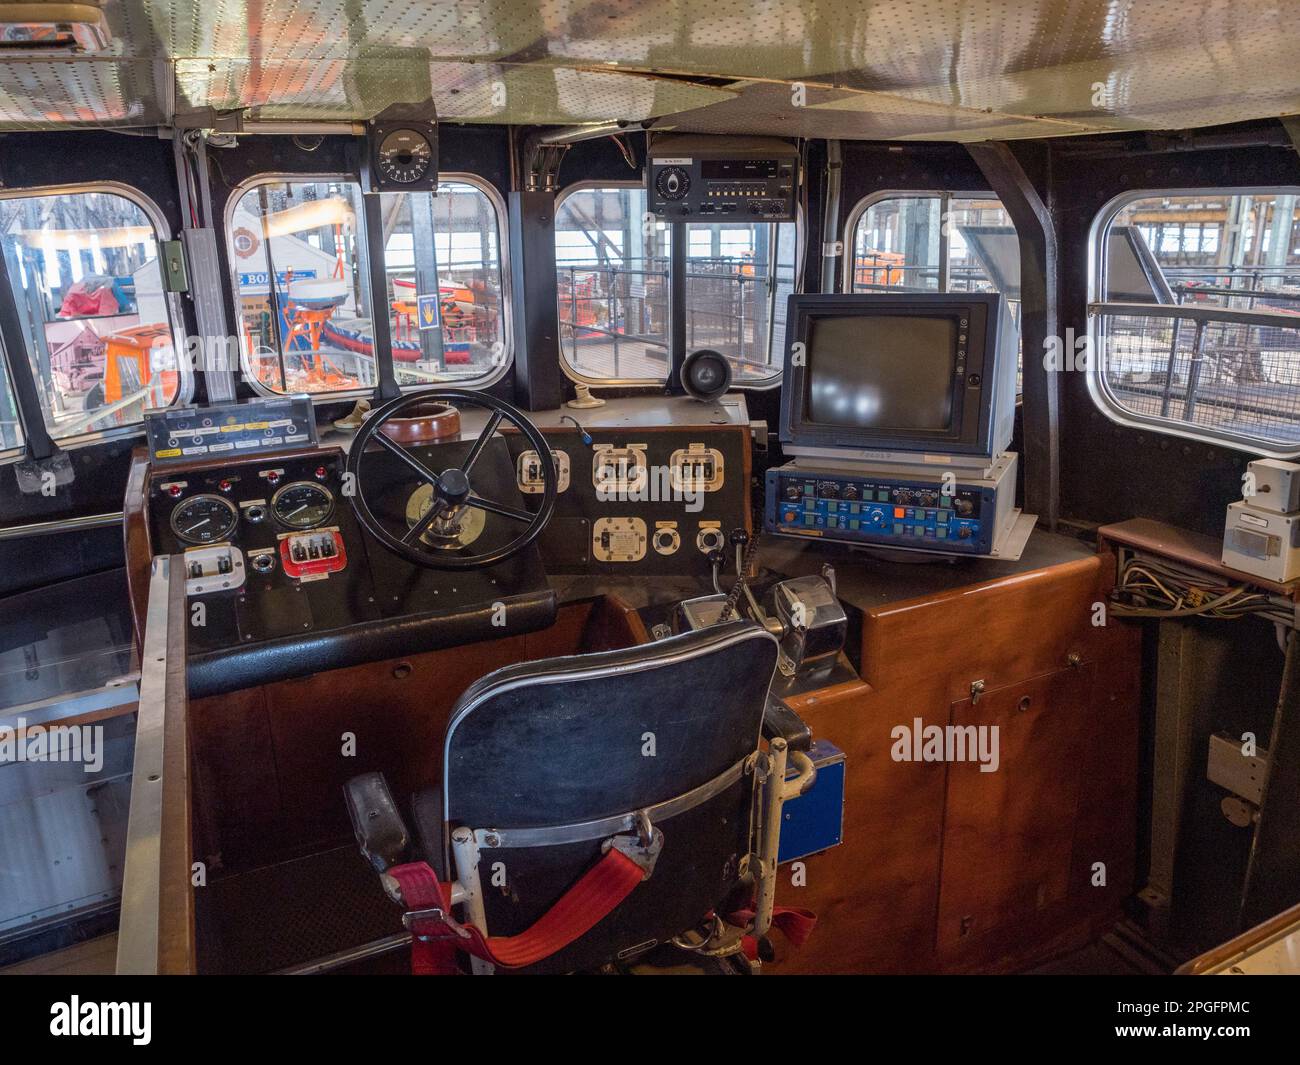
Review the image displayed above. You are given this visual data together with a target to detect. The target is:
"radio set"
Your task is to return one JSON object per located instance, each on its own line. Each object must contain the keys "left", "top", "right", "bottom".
{"left": 762, "top": 291, "right": 1033, "bottom": 560}
{"left": 646, "top": 134, "right": 799, "bottom": 222}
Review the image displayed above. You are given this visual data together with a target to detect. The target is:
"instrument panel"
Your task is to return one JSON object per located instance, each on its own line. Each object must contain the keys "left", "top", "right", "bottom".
{"left": 508, "top": 424, "right": 751, "bottom": 578}
{"left": 142, "top": 419, "right": 751, "bottom": 667}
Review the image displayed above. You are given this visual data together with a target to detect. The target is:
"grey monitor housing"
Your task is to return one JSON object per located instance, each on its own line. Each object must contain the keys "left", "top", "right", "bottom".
{"left": 779, "top": 291, "right": 1019, "bottom": 470}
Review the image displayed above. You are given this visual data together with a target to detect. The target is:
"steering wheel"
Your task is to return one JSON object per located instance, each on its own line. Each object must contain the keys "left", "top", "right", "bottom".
{"left": 346, "top": 388, "right": 557, "bottom": 571}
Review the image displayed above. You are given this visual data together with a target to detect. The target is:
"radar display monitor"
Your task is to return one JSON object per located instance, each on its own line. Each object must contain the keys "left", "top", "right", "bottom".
{"left": 779, "top": 292, "right": 1018, "bottom": 464}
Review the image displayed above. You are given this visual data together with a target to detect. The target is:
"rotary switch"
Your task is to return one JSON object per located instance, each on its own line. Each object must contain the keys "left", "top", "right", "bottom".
{"left": 655, "top": 166, "right": 690, "bottom": 200}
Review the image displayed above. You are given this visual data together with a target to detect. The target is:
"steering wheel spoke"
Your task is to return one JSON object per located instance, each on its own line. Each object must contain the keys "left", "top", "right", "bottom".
{"left": 461, "top": 410, "right": 503, "bottom": 475}
{"left": 373, "top": 431, "right": 444, "bottom": 491}
{"left": 467, "top": 493, "right": 534, "bottom": 523}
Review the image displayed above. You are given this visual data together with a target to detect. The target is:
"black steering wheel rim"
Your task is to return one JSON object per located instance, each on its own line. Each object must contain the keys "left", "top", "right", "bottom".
{"left": 346, "top": 387, "right": 557, "bottom": 571}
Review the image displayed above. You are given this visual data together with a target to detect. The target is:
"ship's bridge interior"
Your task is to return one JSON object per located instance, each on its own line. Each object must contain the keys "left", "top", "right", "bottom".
{"left": 4, "top": 0, "right": 1300, "bottom": 981}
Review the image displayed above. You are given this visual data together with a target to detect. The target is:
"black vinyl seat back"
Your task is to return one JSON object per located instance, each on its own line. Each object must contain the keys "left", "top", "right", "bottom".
{"left": 441, "top": 620, "right": 779, "bottom": 972}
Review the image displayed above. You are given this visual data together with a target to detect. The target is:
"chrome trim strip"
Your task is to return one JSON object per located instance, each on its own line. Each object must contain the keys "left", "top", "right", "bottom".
{"left": 473, "top": 756, "right": 749, "bottom": 849}
{"left": 115, "top": 556, "right": 172, "bottom": 975}
{"left": 274, "top": 932, "right": 412, "bottom": 975}
{"left": 0, "top": 511, "right": 123, "bottom": 541}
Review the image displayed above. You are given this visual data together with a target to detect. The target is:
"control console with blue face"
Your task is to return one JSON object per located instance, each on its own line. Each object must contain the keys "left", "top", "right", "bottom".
{"left": 764, "top": 467, "right": 995, "bottom": 554}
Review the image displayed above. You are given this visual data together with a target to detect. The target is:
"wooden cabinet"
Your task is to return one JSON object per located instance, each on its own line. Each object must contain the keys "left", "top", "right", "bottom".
{"left": 773, "top": 550, "right": 1141, "bottom": 973}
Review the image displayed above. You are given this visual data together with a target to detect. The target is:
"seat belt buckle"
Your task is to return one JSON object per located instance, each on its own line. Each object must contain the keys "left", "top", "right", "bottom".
{"left": 402, "top": 906, "right": 473, "bottom": 941}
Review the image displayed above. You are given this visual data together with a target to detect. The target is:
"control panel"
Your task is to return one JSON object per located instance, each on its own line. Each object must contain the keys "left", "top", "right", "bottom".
{"left": 509, "top": 425, "right": 751, "bottom": 577}
{"left": 646, "top": 134, "right": 798, "bottom": 221}
{"left": 765, "top": 468, "right": 994, "bottom": 554}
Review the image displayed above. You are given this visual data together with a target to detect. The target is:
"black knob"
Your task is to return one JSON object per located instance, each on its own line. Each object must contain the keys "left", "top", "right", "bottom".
{"left": 955, "top": 499, "right": 974, "bottom": 517}
{"left": 729, "top": 528, "right": 749, "bottom": 546}
{"left": 841, "top": 484, "right": 860, "bottom": 501}
{"left": 784, "top": 483, "right": 801, "bottom": 501}
{"left": 707, "top": 549, "right": 725, "bottom": 567}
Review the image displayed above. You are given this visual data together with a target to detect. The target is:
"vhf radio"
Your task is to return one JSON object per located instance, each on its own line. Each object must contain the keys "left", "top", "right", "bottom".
{"left": 764, "top": 455, "right": 1021, "bottom": 557}
{"left": 646, "top": 134, "right": 798, "bottom": 221}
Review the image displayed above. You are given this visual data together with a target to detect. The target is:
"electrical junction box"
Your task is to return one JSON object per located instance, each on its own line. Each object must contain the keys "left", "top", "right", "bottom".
{"left": 1244, "top": 458, "right": 1300, "bottom": 514}
{"left": 777, "top": 740, "right": 845, "bottom": 864}
{"left": 1222, "top": 500, "right": 1300, "bottom": 583}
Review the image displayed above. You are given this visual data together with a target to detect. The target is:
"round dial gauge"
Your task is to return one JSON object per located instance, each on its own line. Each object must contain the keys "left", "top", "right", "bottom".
{"left": 655, "top": 166, "right": 690, "bottom": 200}
{"left": 377, "top": 129, "right": 433, "bottom": 185}
{"left": 170, "top": 494, "right": 239, "bottom": 545}
{"left": 271, "top": 481, "right": 335, "bottom": 529}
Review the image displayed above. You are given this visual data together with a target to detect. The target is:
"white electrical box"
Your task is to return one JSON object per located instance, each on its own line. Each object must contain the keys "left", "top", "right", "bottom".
{"left": 1244, "top": 458, "right": 1300, "bottom": 514}
{"left": 1222, "top": 500, "right": 1300, "bottom": 583}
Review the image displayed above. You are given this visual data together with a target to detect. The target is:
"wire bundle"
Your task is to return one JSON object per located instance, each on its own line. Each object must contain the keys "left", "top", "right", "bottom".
{"left": 1110, "top": 556, "right": 1278, "bottom": 620}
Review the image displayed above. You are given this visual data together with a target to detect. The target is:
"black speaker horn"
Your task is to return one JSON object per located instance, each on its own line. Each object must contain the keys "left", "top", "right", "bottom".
{"left": 680, "top": 348, "right": 732, "bottom": 401}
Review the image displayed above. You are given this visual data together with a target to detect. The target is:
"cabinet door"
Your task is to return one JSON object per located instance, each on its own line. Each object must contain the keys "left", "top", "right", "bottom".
{"left": 935, "top": 663, "right": 1094, "bottom": 952}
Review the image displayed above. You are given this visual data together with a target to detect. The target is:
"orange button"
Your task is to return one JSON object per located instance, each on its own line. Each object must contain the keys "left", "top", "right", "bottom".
{"left": 893, "top": 506, "right": 905, "bottom": 518}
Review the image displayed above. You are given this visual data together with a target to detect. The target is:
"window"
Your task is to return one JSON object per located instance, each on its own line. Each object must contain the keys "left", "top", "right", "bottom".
{"left": 555, "top": 184, "right": 798, "bottom": 385}
{"left": 0, "top": 346, "right": 23, "bottom": 453}
{"left": 556, "top": 185, "right": 671, "bottom": 383}
{"left": 228, "top": 177, "right": 508, "bottom": 396}
{"left": 685, "top": 218, "right": 797, "bottom": 384}
{"left": 0, "top": 187, "right": 183, "bottom": 442}
{"left": 848, "top": 192, "right": 1022, "bottom": 386}
{"left": 1090, "top": 190, "right": 1300, "bottom": 454}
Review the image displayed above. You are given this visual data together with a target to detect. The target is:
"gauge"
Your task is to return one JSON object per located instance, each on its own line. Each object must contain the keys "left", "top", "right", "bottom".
{"left": 271, "top": 481, "right": 335, "bottom": 529}
{"left": 655, "top": 166, "right": 690, "bottom": 200}
{"left": 170, "top": 494, "right": 239, "bottom": 545}
{"left": 376, "top": 128, "right": 434, "bottom": 185}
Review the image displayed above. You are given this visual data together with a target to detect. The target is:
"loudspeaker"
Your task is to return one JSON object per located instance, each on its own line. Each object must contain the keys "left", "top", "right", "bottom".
{"left": 680, "top": 349, "right": 732, "bottom": 401}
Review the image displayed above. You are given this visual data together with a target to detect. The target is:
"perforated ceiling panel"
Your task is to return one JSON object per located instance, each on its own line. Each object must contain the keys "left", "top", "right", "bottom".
{"left": 0, "top": 0, "right": 1295, "bottom": 138}
{"left": 176, "top": 58, "right": 736, "bottom": 124}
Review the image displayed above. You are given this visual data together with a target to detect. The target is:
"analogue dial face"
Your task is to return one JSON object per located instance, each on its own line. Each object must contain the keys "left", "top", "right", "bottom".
{"left": 271, "top": 481, "right": 335, "bottom": 529}
{"left": 655, "top": 166, "right": 690, "bottom": 200}
{"left": 376, "top": 129, "right": 433, "bottom": 184}
{"left": 170, "top": 494, "right": 239, "bottom": 545}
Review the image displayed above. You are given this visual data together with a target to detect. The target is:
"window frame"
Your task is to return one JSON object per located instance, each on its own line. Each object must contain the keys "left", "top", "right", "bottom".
{"left": 225, "top": 171, "right": 514, "bottom": 401}
{"left": 554, "top": 179, "right": 804, "bottom": 390}
{"left": 1087, "top": 185, "right": 1300, "bottom": 458}
{"left": 841, "top": 189, "right": 1006, "bottom": 295}
{"left": 0, "top": 180, "right": 192, "bottom": 462}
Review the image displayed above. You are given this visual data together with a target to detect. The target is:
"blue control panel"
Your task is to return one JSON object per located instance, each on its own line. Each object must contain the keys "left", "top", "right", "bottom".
{"left": 764, "top": 467, "right": 994, "bottom": 554}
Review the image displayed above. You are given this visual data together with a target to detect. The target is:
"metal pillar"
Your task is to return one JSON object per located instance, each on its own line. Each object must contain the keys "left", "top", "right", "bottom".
{"left": 968, "top": 142, "right": 1060, "bottom": 529}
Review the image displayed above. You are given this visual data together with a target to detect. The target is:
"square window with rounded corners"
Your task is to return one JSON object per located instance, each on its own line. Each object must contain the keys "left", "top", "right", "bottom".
{"left": 0, "top": 187, "right": 186, "bottom": 443}
{"left": 228, "top": 177, "right": 509, "bottom": 397}
{"left": 1090, "top": 190, "right": 1300, "bottom": 456}
{"left": 847, "top": 191, "right": 1022, "bottom": 390}
{"left": 556, "top": 185, "right": 672, "bottom": 384}
{"left": 555, "top": 184, "right": 798, "bottom": 387}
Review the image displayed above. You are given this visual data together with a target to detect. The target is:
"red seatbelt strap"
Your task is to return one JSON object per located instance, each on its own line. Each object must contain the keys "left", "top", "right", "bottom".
{"left": 727, "top": 905, "right": 819, "bottom": 957}
{"left": 388, "top": 846, "right": 648, "bottom": 973}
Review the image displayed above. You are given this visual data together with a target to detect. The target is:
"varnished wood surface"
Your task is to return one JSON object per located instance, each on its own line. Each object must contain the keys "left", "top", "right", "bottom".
{"left": 1100, "top": 516, "right": 1300, "bottom": 598}
{"left": 769, "top": 547, "right": 1142, "bottom": 974}
{"left": 187, "top": 597, "right": 642, "bottom": 873}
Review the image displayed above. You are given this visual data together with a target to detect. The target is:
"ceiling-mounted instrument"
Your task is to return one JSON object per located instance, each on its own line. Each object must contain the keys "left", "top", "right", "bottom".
{"left": 646, "top": 134, "right": 799, "bottom": 221}
{"left": 362, "top": 120, "right": 439, "bottom": 194}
